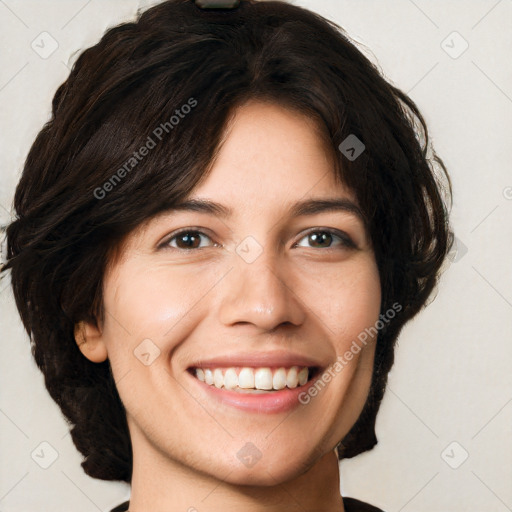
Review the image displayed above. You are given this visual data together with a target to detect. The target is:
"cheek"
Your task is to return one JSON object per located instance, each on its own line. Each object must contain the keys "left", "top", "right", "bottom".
{"left": 298, "top": 254, "right": 381, "bottom": 346}
{"left": 101, "top": 263, "right": 223, "bottom": 364}
{"left": 100, "top": 265, "right": 213, "bottom": 411}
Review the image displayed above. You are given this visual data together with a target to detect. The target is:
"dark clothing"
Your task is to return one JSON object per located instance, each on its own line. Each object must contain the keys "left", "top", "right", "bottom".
{"left": 111, "top": 496, "right": 385, "bottom": 511}
{"left": 110, "top": 502, "right": 129, "bottom": 512}
{"left": 110, "top": 503, "right": 129, "bottom": 512}
{"left": 344, "top": 497, "right": 386, "bottom": 511}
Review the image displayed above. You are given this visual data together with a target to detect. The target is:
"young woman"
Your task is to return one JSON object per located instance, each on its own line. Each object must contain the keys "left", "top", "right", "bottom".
{"left": 1, "top": 1, "right": 452, "bottom": 510}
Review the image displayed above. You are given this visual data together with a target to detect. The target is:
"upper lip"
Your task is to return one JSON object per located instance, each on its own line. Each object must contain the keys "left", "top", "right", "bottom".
{"left": 187, "top": 350, "right": 324, "bottom": 370}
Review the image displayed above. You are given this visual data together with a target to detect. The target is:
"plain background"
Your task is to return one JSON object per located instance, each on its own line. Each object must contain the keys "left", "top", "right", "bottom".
{"left": 0, "top": 1, "right": 511, "bottom": 511}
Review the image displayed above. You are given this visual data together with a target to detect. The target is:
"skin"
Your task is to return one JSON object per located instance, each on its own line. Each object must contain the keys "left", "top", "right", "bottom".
{"left": 77, "top": 100, "right": 382, "bottom": 512}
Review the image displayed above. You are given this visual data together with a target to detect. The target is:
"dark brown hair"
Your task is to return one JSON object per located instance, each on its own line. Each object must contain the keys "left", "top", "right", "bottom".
{"left": 0, "top": 0, "right": 453, "bottom": 483}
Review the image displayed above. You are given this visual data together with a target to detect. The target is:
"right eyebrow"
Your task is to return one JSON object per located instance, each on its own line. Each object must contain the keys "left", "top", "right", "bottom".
{"left": 288, "top": 197, "right": 364, "bottom": 223}
{"left": 164, "top": 198, "right": 232, "bottom": 218}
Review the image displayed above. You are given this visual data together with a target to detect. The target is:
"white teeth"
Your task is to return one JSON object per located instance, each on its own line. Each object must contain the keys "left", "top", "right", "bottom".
{"left": 213, "top": 368, "right": 223, "bottom": 388}
{"left": 238, "top": 367, "right": 255, "bottom": 388}
{"left": 272, "top": 368, "right": 287, "bottom": 390}
{"left": 193, "top": 365, "right": 311, "bottom": 392}
{"left": 298, "top": 367, "right": 309, "bottom": 386}
{"left": 224, "top": 368, "right": 238, "bottom": 390}
{"left": 254, "top": 368, "right": 273, "bottom": 390}
{"left": 204, "top": 369, "right": 213, "bottom": 385}
{"left": 286, "top": 366, "right": 298, "bottom": 388}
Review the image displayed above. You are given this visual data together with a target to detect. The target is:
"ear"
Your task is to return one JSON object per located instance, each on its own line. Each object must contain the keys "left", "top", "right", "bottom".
{"left": 74, "top": 320, "right": 108, "bottom": 363}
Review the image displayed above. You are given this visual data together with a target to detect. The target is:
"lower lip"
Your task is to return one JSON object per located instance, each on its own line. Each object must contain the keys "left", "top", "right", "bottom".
{"left": 187, "top": 369, "right": 322, "bottom": 414}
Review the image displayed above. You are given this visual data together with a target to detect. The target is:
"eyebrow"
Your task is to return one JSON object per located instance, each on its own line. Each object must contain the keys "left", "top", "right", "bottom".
{"left": 166, "top": 197, "right": 365, "bottom": 223}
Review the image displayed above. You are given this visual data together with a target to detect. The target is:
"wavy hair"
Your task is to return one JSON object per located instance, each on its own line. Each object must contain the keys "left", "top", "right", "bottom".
{"left": 1, "top": 0, "right": 453, "bottom": 483}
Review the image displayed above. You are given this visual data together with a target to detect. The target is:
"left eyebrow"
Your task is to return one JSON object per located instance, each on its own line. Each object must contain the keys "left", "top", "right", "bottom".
{"left": 161, "top": 197, "right": 364, "bottom": 222}
{"left": 165, "top": 198, "right": 232, "bottom": 218}
{"left": 288, "top": 198, "right": 364, "bottom": 223}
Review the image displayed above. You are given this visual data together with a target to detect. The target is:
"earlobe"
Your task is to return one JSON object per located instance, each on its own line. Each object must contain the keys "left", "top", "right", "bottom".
{"left": 74, "top": 321, "right": 108, "bottom": 363}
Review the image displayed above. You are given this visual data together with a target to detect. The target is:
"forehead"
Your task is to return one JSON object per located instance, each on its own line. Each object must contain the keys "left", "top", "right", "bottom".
{"left": 192, "top": 99, "right": 346, "bottom": 203}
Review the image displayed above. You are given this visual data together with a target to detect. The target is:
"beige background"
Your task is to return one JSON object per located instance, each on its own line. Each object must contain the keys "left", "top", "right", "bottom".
{"left": 1, "top": 1, "right": 511, "bottom": 511}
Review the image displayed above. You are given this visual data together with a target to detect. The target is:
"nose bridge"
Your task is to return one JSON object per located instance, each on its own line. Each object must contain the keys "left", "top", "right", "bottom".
{"left": 217, "top": 237, "right": 305, "bottom": 330}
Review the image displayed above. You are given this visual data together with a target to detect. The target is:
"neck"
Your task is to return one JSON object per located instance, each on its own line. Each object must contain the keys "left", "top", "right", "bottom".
{"left": 127, "top": 432, "right": 345, "bottom": 512}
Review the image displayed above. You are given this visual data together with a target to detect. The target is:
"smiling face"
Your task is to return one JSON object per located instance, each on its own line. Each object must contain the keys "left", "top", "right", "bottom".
{"left": 78, "top": 100, "right": 381, "bottom": 490}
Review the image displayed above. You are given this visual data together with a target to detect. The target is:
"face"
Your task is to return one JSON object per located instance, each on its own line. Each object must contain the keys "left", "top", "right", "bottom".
{"left": 79, "top": 100, "right": 381, "bottom": 486}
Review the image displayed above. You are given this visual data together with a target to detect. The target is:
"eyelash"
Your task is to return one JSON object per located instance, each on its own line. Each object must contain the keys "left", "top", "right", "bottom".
{"left": 159, "top": 227, "right": 357, "bottom": 251}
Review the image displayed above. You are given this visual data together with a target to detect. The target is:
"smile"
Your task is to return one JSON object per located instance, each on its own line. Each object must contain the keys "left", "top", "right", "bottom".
{"left": 187, "top": 366, "right": 323, "bottom": 413}
{"left": 191, "top": 365, "right": 317, "bottom": 393}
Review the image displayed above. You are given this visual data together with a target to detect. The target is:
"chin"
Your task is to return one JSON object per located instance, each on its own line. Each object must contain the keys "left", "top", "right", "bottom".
{"left": 221, "top": 465, "right": 300, "bottom": 487}
{"left": 209, "top": 446, "right": 315, "bottom": 487}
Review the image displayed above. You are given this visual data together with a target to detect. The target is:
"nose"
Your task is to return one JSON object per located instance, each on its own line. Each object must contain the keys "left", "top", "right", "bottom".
{"left": 217, "top": 246, "right": 306, "bottom": 332}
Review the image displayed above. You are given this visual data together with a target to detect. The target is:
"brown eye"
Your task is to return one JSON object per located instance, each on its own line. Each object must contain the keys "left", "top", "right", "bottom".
{"left": 295, "top": 229, "right": 356, "bottom": 250}
{"left": 166, "top": 230, "right": 214, "bottom": 250}
{"left": 307, "top": 231, "right": 333, "bottom": 248}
